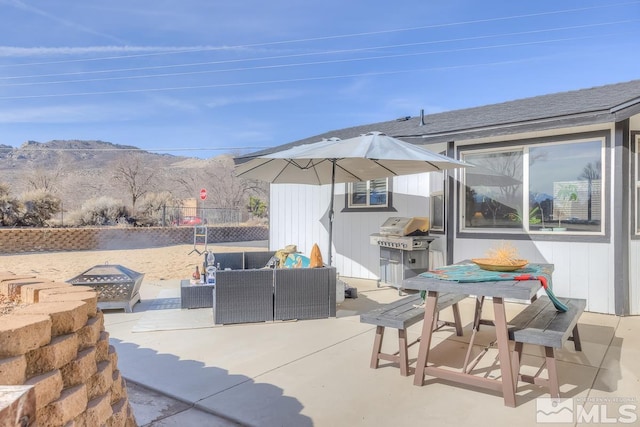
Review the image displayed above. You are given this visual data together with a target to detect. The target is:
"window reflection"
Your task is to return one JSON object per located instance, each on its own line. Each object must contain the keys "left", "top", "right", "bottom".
{"left": 461, "top": 139, "right": 604, "bottom": 234}
{"left": 463, "top": 151, "right": 523, "bottom": 229}
{"left": 529, "top": 142, "right": 601, "bottom": 232}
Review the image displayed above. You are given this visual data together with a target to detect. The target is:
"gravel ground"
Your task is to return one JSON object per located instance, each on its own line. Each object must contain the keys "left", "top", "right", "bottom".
{"left": 0, "top": 242, "right": 267, "bottom": 317}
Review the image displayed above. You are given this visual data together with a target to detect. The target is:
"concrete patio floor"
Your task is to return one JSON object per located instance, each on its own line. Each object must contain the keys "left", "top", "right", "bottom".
{"left": 104, "top": 277, "right": 640, "bottom": 426}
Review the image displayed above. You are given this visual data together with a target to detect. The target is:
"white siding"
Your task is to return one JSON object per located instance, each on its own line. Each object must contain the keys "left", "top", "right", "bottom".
{"left": 630, "top": 241, "right": 640, "bottom": 315}
{"left": 453, "top": 239, "right": 613, "bottom": 313}
{"left": 269, "top": 173, "right": 433, "bottom": 279}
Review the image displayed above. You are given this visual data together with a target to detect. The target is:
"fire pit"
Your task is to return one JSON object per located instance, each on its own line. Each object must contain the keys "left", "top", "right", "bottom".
{"left": 67, "top": 264, "right": 143, "bottom": 313}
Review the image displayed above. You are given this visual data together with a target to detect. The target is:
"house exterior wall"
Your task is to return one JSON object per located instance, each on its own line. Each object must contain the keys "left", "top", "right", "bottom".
{"left": 269, "top": 116, "right": 640, "bottom": 316}
{"left": 630, "top": 242, "right": 640, "bottom": 315}
{"left": 629, "top": 117, "right": 640, "bottom": 315}
{"left": 269, "top": 174, "right": 436, "bottom": 280}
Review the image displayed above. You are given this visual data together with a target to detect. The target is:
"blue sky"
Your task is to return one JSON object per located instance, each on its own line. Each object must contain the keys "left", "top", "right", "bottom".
{"left": 1, "top": 0, "right": 639, "bottom": 158}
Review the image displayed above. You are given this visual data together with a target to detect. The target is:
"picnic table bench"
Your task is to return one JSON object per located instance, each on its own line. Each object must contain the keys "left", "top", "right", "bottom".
{"left": 360, "top": 292, "right": 466, "bottom": 376}
{"left": 508, "top": 295, "right": 586, "bottom": 397}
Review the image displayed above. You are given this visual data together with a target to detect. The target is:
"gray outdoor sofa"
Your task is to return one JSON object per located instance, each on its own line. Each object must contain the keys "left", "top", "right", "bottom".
{"left": 212, "top": 251, "right": 337, "bottom": 325}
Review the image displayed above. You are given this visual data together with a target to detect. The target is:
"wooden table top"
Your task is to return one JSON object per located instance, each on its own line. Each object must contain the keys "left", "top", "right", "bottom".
{"left": 402, "top": 261, "right": 553, "bottom": 300}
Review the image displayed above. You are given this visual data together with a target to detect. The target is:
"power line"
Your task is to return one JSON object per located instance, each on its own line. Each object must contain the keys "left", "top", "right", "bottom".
{"left": 2, "top": 19, "right": 635, "bottom": 84}
{"left": 1, "top": 0, "right": 637, "bottom": 69}
{"left": 0, "top": 31, "right": 631, "bottom": 101}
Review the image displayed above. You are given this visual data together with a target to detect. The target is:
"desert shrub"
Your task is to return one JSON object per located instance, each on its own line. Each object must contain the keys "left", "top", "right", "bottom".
{"left": 135, "top": 191, "right": 178, "bottom": 226}
{"left": 0, "top": 183, "right": 21, "bottom": 226}
{"left": 69, "top": 196, "right": 130, "bottom": 226}
{"left": 0, "top": 199, "right": 22, "bottom": 226}
{"left": 18, "top": 190, "right": 62, "bottom": 227}
{"left": 247, "top": 196, "right": 267, "bottom": 218}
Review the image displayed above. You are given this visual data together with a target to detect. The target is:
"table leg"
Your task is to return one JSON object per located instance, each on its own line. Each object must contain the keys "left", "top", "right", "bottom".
{"left": 492, "top": 297, "right": 517, "bottom": 407}
{"left": 413, "top": 291, "right": 438, "bottom": 386}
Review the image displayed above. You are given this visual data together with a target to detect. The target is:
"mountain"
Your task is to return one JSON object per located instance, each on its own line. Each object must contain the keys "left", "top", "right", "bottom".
{"left": 0, "top": 140, "right": 242, "bottom": 213}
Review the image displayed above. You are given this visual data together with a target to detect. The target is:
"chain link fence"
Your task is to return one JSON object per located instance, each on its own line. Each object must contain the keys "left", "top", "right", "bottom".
{"left": 163, "top": 205, "right": 241, "bottom": 226}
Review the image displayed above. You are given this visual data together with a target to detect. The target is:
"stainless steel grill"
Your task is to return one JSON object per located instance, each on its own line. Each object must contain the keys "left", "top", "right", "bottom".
{"left": 370, "top": 217, "right": 434, "bottom": 293}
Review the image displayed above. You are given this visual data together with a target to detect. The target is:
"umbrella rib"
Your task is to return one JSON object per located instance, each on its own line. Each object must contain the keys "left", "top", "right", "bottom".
{"left": 236, "top": 158, "right": 276, "bottom": 178}
{"left": 371, "top": 160, "right": 399, "bottom": 176}
{"left": 271, "top": 159, "right": 325, "bottom": 184}
{"left": 334, "top": 161, "right": 364, "bottom": 181}
{"left": 271, "top": 159, "right": 309, "bottom": 183}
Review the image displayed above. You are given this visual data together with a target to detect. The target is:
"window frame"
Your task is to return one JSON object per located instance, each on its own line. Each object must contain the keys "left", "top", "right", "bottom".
{"left": 458, "top": 132, "right": 609, "bottom": 241}
{"left": 343, "top": 178, "right": 396, "bottom": 212}
{"left": 430, "top": 190, "right": 445, "bottom": 232}
{"left": 634, "top": 132, "right": 640, "bottom": 236}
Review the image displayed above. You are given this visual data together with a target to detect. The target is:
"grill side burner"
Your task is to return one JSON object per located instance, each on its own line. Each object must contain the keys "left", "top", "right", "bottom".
{"left": 369, "top": 234, "right": 432, "bottom": 250}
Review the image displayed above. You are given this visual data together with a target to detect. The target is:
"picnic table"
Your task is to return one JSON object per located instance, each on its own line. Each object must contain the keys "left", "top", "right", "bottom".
{"left": 402, "top": 261, "right": 553, "bottom": 407}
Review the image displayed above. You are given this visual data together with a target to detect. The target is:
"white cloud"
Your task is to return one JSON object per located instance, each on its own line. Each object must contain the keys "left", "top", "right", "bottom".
{"left": 205, "top": 89, "right": 303, "bottom": 109}
{"left": 0, "top": 45, "right": 238, "bottom": 58}
{"left": 1, "top": 0, "right": 125, "bottom": 44}
{"left": 0, "top": 104, "right": 146, "bottom": 123}
{"left": 145, "top": 94, "right": 200, "bottom": 113}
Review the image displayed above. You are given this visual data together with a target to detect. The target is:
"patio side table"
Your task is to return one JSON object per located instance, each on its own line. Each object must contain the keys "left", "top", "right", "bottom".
{"left": 180, "top": 279, "right": 214, "bottom": 309}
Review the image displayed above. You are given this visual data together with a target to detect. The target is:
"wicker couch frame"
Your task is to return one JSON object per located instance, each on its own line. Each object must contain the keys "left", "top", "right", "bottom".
{"left": 274, "top": 268, "right": 336, "bottom": 321}
{"left": 214, "top": 269, "right": 274, "bottom": 324}
{"left": 212, "top": 251, "right": 337, "bottom": 325}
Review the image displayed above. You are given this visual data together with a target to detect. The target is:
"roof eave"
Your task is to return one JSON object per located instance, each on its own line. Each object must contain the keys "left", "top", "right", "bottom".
{"left": 402, "top": 111, "right": 616, "bottom": 145}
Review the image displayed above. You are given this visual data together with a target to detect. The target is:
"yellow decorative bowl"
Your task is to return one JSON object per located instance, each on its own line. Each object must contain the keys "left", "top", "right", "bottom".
{"left": 471, "top": 258, "right": 528, "bottom": 272}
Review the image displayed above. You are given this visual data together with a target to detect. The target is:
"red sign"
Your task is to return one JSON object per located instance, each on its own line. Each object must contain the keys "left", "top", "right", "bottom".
{"left": 199, "top": 188, "right": 207, "bottom": 200}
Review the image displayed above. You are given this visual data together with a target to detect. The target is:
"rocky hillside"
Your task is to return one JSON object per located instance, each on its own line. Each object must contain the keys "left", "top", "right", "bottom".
{"left": 0, "top": 140, "right": 261, "bottom": 214}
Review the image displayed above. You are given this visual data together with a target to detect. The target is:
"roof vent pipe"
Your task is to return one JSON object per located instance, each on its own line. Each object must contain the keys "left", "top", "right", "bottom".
{"left": 419, "top": 109, "right": 425, "bottom": 126}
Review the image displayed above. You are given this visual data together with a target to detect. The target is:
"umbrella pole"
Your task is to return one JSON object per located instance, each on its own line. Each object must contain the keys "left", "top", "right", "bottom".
{"left": 328, "top": 160, "right": 336, "bottom": 266}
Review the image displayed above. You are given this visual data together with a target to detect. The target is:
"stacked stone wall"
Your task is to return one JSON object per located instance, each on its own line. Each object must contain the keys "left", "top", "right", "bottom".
{"left": 0, "top": 272, "right": 137, "bottom": 426}
{"left": 0, "top": 225, "right": 268, "bottom": 254}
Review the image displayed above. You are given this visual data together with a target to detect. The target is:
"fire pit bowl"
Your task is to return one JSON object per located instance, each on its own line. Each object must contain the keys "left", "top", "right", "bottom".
{"left": 67, "top": 264, "right": 143, "bottom": 313}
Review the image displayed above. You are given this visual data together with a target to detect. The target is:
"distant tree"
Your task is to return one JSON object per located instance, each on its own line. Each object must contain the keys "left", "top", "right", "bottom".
{"left": 204, "top": 155, "right": 268, "bottom": 209}
{"left": 578, "top": 160, "right": 601, "bottom": 221}
{"left": 17, "top": 190, "right": 62, "bottom": 227}
{"left": 171, "top": 168, "right": 206, "bottom": 199}
{"left": 112, "top": 153, "right": 157, "bottom": 210}
{"left": 24, "top": 165, "right": 65, "bottom": 193}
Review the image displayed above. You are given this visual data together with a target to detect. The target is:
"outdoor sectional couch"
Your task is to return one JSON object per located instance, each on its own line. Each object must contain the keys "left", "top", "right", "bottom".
{"left": 213, "top": 251, "right": 337, "bottom": 325}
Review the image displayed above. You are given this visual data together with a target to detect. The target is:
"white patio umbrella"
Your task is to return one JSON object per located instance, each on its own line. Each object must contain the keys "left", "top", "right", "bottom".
{"left": 235, "top": 131, "right": 470, "bottom": 265}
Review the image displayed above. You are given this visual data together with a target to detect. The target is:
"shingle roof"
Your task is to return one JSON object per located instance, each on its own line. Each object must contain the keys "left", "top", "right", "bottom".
{"left": 239, "top": 79, "right": 640, "bottom": 159}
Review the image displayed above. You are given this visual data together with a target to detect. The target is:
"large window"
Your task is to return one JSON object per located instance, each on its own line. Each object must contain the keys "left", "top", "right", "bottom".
{"left": 348, "top": 178, "right": 389, "bottom": 208}
{"left": 461, "top": 137, "right": 604, "bottom": 235}
{"left": 462, "top": 150, "right": 523, "bottom": 230}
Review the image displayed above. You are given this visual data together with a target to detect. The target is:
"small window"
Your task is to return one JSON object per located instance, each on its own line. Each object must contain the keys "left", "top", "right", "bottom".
{"left": 348, "top": 178, "right": 389, "bottom": 208}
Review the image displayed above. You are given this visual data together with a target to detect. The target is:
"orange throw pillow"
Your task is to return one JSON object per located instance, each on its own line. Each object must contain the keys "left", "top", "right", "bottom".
{"left": 310, "top": 243, "right": 324, "bottom": 268}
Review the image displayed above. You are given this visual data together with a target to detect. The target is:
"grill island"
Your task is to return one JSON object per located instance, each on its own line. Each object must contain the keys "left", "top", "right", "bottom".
{"left": 370, "top": 217, "right": 434, "bottom": 294}
{"left": 67, "top": 264, "right": 143, "bottom": 313}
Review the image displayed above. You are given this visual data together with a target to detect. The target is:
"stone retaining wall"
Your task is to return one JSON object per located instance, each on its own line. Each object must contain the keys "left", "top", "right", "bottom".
{"left": 0, "top": 225, "right": 268, "bottom": 254}
{"left": 0, "top": 272, "right": 137, "bottom": 426}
